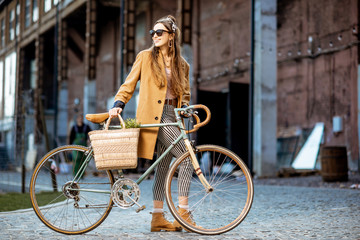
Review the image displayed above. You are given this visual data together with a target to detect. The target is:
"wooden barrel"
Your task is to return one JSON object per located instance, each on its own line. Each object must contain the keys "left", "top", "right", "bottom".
{"left": 320, "top": 146, "right": 348, "bottom": 182}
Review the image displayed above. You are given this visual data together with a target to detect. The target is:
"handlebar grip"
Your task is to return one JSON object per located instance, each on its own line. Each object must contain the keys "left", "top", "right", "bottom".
{"left": 186, "top": 114, "right": 200, "bottom": 134}
{"left": 186, "top": 104, "right": 211, "bottom": 133}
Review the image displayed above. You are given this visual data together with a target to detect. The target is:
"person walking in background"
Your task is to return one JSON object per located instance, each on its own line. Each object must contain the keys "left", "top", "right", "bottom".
{"left": 69, "top": 114, "right": 91, "bottom": 177}
{"left": 108, "top": 15, "right": 197, "bottom": 232}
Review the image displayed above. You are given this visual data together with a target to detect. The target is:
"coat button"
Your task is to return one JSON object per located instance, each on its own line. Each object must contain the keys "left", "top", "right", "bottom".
{"left": 158, "top": 100, "right": 161, "bottom": 104}
{"left": 155, "top": 117, "right": 159, "bottom": 120}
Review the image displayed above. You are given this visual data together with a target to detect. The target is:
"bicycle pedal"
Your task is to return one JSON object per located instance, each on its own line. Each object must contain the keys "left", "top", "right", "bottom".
{"left": 135, "top": 205, "right": 146, "bottom": 213}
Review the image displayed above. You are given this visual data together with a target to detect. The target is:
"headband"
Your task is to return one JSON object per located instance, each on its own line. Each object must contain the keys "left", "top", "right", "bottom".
{"left": 166, "top": 17, "right": 177, "bottom": 32}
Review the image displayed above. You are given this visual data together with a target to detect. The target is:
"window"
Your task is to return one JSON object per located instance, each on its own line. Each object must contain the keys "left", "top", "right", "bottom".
{"left": 9, "top": 9, "right": 14, "bottom": 41}
{"left": 25, "top": 0, "right": 31, "bottom": 27}
{"left": 53, "top": 0, "right": 59, "bottom": 5}
{"left": 0, "top": 19, "right": 4, "bottom": 47}
{"left": 4, "top": 52, "right": 16, "bottom": 118}
{"left": 0, "top": 61, "right": 3, "bottom": 118}
{"left": 44, "top": 0, "right": 51, "bottom": 12}
{"left": 30, "top": 60, "right": 36, "bottom": 89}
{"left": 15, "top": 3, "right": 20, "bottom": 37}
{"left": 33, "top": 0, "right": 38, "bottom": 22}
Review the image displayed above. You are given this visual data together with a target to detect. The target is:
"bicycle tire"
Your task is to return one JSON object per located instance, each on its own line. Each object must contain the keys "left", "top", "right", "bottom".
{"left": 165, "top": 145, "right": 254, "bottom": 235}
{"left": 29, "top": 145, "right": 114, "bottom": 235}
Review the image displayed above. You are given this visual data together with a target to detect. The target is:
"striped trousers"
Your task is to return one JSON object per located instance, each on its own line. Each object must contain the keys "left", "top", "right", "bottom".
{"left": 152, "top": 104, "right": 193, "bottom": 201}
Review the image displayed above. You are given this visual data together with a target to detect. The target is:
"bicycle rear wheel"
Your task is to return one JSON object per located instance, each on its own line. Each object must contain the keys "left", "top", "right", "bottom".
{"left": 165, "top": 145, "right": 254, "bottom": 235}
{"left": 29, "top": 145, "right": 114, "bottom": 235}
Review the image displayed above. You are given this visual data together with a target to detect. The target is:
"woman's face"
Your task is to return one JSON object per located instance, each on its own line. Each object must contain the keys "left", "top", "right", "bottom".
{"left": 152, "top": 23, "right": 172, "bottom": 48}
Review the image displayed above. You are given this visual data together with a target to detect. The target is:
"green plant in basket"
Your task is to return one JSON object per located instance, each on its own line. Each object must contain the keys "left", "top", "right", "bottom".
{"left": 124, "top": 118, "right": 141, "bottom": 129}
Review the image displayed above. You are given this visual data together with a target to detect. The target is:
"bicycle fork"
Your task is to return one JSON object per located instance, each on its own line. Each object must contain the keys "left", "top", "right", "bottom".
{"left": 183, "top": 139, "right": 213, "bottom": 193}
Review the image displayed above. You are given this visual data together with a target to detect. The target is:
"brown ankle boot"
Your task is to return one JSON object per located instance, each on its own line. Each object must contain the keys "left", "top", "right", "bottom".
{"left": 173, "top": 208, "right": 201, "bottom": 232}
{"left": 151, "top": 212, "right": 182, "bottom": 232}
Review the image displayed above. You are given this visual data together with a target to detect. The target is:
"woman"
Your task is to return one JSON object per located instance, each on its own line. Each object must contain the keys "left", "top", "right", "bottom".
{"left": 109, "top": 15, "right": 195, "bottom": 232}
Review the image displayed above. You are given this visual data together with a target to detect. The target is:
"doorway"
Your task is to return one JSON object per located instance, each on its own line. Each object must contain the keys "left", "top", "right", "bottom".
{"left": 197, "top": 83, "right": 250, "bottom": 167}
{"left": 197, "top": 90, "right": 227, "bottom": 147}
{"left": 229, "top": 82, "right": 249, "bottom": 166}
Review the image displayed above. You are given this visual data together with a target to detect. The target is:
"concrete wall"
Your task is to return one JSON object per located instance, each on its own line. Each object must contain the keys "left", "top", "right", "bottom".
{"left": 197, "top": 0, "right": 251, "bottom": 91}
{"left": 253, "top": 0, "right": 277, "bottom": 177}
{"left": 97, "top": 17, "right": 120, "bottom": 113}
{"left": 67, "top": 53, "right": 85, "bottom": 119}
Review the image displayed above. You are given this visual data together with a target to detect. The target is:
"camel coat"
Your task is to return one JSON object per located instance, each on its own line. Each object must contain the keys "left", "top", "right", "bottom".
{"left": 114, "top": 49, "right": 190, "bottom": 160}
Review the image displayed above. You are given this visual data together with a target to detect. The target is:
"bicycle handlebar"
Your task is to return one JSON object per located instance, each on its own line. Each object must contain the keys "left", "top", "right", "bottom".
{"left": 180, "top": 104, "right": 211, "bottom": 133}
{"left": 86, "top": 104, "right": 212, "bottom": 133}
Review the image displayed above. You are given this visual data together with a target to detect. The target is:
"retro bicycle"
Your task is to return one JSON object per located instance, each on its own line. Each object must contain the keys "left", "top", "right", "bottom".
{"left": 29, "top": 104, "right": 254, "bottom": 235}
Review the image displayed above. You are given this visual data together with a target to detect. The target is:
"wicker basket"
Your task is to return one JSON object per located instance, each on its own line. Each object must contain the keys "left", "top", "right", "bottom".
{"left": 88, "top": 114, "right": 140, "bottom": 170}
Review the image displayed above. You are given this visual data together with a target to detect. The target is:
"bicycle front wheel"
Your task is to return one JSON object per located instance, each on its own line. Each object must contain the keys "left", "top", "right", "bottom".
{"left": 29, "top": 145, "right": 114, "bottom": 235}
{"left": 165, "top": 145, "right": 254, "bottom": 235}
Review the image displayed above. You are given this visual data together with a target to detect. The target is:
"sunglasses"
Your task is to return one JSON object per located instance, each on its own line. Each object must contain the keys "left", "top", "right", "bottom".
{"left": 149, "top": 29, "right": 171, "bottom": 37}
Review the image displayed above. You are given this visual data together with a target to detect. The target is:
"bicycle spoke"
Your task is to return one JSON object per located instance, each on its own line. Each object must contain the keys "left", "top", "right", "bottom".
{"left": 30, "top": 145, "right": 114, "bottom": 234}
{"left": 208, "top": 151, "right": 222, "bottom": 184}
{"left": 166, "top": 145, "right": 254, "bottom": 235}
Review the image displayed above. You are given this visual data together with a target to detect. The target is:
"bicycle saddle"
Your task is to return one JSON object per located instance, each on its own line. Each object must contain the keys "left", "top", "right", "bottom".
{"left": 86, "top": 113, "right": 109, "bottom": 124}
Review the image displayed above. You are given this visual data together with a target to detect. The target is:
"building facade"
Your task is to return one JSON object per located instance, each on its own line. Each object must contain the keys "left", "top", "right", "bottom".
{"left": 276, "top": 0, "right": 359, "bottom": 170}
{"left": 0, "top": 0, "right": 358, "bottom": 175}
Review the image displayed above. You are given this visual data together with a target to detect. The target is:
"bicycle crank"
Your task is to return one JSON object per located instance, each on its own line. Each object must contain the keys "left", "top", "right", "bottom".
{"left": 111, "top": 178, "right": 144, "bottom": 211}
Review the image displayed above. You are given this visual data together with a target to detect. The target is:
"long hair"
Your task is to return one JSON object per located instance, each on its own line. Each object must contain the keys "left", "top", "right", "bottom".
{"left": 149, "top": 15, "right": 186, "bottom": 97}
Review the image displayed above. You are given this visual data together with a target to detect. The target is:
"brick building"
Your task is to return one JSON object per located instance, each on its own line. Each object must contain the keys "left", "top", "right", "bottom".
{"left": 0, "top": 0, "right": 358, "bottom": 176}
{"left": 276, "top": 0, "right": 358, "bottom": 171}
{"left": 0, "top": 0, "right": 193, "bottom": 171}
{"left": 195, "top": 0, "right": 359, "bottom": 173}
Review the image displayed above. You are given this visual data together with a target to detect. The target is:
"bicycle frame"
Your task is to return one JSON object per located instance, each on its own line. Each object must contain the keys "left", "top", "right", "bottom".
{"left": 71, "top": 106, "right": 212, "bottom": 193}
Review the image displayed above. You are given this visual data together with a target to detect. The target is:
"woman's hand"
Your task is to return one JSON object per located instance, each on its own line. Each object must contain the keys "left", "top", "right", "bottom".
{"left": 180, "top": 105, "right": 191, "bottom": 118}
{"left": 109, "top": 107, "right": 122, "bottom": 118}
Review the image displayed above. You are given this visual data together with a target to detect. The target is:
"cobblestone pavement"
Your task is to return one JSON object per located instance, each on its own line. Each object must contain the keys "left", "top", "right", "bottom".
{"left": 0, "top": 178, "right": 359, "bottom": 240}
